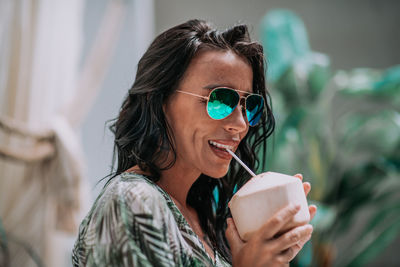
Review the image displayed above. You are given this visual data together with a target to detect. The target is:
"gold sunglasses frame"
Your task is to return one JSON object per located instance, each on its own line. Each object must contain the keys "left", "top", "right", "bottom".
{"left": 176, "top": 87, "right": 264, "bottom": 126}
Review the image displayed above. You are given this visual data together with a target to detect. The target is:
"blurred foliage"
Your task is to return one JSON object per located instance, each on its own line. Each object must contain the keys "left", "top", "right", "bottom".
{"left": 260, "top": 9, "right": 400, "bottom": 267}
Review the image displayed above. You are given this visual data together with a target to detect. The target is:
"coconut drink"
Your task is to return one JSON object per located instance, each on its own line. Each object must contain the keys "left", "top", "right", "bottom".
{"left": 228, "top": 171, "right": 310, "bottom": 241}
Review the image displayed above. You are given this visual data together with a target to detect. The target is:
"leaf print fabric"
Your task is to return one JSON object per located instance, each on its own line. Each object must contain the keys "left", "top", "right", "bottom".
{"left": 72, "top": 172, "right": 231, "bottom": 267}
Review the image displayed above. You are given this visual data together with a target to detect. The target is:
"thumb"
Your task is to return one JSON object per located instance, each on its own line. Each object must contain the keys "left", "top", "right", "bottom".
{"left": 225, "top": 218, "right": 244, "bottom": 254}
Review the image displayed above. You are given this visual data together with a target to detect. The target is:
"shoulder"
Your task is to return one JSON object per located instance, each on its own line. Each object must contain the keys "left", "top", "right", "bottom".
{"left": 93, "top": 172, "right": 170, "bottom": 225}
{"left": 74, "top": 173, "right": 174, "bottom": 245}
{"left": 72, "top": 173, "right": 186, "bottom": 266}
{"left": 109, "top": 172, "right": 163, "bottom": 199}
{"left": 111, "top": 172, "right": 166, "bottom": 205}
{"left": 76, "top": 172, "right": 173, "bottom": 243}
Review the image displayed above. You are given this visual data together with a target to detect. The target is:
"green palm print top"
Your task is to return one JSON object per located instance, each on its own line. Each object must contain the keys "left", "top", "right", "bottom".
{"left": 72, "top": 172, "right": 231, "bottom": 266}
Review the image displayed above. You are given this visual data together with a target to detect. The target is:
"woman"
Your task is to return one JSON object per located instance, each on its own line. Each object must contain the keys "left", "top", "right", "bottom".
{"left": 72, "top": 19, "right": 316, "bottom": 266}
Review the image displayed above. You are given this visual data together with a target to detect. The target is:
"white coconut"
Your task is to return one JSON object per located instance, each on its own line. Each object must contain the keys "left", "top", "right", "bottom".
{"left": 228, "top": 172, "right": 310, "bottom": 241}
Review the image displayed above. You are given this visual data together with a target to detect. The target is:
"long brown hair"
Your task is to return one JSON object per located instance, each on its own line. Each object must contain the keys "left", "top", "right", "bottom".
{"left": 108, "top": 19, "right": 275, "bottom": 263}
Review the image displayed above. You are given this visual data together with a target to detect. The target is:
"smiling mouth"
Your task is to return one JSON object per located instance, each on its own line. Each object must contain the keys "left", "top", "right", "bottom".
{"left": 208, "top": 140, "right": 234, "bottom": 151}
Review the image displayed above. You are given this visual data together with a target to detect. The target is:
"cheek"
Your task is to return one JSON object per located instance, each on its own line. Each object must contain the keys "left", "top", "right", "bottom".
{"left": 173, "top": 104, "right": 211, "bottom": 133}
{"left": 166, "top": 107, "right": 207, "bottom": 146}
{"left": 175, "top": 118, "right": 217, "bottom": 158}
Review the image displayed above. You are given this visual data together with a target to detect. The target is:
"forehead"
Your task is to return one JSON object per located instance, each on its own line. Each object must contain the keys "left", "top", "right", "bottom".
{"left": 179, "top": 50, "right": 253, "bottom": 92}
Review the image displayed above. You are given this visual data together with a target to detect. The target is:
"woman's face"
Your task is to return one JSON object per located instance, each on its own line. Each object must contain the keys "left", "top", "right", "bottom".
{"left": 164, "top": 50, "right": 253, "bottom": 178}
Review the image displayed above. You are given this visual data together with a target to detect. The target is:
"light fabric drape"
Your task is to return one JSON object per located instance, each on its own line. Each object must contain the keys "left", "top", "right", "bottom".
{"left": 0, "top": 0, "right": 128, "bottom": 266}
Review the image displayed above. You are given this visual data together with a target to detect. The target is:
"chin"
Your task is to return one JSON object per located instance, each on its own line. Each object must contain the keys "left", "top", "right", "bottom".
{"left": 203, "top": 166, "right": 229, "bottom": 178}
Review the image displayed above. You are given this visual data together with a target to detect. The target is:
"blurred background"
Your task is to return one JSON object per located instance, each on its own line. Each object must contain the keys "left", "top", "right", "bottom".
{"left": 1, "top": 0, "right": 399, "bottom": 266}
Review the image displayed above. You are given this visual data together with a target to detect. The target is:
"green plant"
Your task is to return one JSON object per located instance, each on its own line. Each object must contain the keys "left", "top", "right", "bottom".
{"left": 260, "top": 9, "right": 400, "bottom": 267}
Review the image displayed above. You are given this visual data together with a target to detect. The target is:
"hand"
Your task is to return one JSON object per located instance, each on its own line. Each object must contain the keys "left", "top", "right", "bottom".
{"left": 226, "top": 204, "right": 312, "bottom": 266}
{"left": 225, "top": 173, "right": 317, "bottom": 267}
{"left": 292, "top": 173, "right": 317, "bottom": 257}
{"left": 293, "top": 173, "right": 317, "bottom": 224}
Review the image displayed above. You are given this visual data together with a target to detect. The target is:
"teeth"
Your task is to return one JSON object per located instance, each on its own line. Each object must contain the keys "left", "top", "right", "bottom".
{"left": 209, "top": 141, "right": 234, "bottom": 150}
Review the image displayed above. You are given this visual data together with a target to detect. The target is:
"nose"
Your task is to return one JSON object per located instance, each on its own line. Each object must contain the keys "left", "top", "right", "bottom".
{"left": 223, "top": 103, "right": 248, "bottom": 133}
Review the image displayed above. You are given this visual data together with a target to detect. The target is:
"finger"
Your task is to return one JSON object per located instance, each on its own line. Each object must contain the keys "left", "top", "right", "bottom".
{"left": 259, "top": 204, "right": 301, "bottom": 240}
{"left": 297, "top": 231, "right": 312, "bottom": 248}
{"left": 303, "top": 182, "right": 311, "bottom": 196}
{"left": 280, "top": 232, "right": 312, "bottom": 262}
{"left": 294, "top": 173, "right": 303, "bottom": 181}
{"left": 309, "top": 205, "right": 317, "bottom": 221}
{"left": 225, "top": 218, "right": 244, "bottom": 254}
{"left": 276, "top": 247, "right": 297, "bottom": 264}
{"left": 287, "top": 244, "right": 302, "bottom": 261}
{"left": 271, "top": 224, "right": 313, "bottom": 252}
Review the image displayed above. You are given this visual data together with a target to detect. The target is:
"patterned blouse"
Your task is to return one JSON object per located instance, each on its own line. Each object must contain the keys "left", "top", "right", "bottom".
{"left": 72, "top": 172, "right": 231, "bottom": 266}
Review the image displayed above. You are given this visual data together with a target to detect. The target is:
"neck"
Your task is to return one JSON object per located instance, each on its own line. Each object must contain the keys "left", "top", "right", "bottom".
{"left": 157, "top": 162, "right": 201, "bottom": 210}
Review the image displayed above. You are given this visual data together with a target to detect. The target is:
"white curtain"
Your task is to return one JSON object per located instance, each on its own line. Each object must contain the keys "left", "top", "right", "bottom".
{"left": 0, "top": 0, "right": 136, "bottom": 266}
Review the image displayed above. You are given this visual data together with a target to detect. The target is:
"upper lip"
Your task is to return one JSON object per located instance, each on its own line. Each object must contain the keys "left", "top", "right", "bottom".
{"left": 208, "top": 139, "right": 240, "bottom": 151}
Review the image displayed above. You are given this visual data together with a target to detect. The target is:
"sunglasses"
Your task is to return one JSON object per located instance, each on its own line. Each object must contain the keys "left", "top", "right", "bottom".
{"left": 176, "top": 87, "right": 264, "bottom": 126}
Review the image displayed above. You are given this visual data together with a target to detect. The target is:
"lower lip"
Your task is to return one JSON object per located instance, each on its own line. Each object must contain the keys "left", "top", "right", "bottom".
{"left": 209, "top": 143, "right": 232, "bottom": 160}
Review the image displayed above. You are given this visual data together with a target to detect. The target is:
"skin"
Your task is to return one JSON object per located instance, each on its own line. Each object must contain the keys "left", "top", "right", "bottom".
{"left": 134, "top": 49, "right": 317, "bottom": 264}
{"left": 226, "top": 173, "right": 317, "bottom": 266}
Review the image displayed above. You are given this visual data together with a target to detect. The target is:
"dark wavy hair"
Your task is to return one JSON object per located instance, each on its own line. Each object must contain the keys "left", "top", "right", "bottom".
{"left": 108, "top": 19, "right": 275, "bottom": 263}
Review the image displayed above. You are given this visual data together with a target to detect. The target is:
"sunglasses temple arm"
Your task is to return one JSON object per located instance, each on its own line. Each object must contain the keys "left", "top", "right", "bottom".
{"left": 176, "top": 90, "right": 209, "bottom": 100}
{"left": 226, "top": 149, "right": 256, "bottom": 177}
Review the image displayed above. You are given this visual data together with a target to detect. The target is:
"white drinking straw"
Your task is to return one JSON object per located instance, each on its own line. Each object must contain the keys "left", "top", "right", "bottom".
{"left": 226, "top": 148, "right": 257, "bottom": 177}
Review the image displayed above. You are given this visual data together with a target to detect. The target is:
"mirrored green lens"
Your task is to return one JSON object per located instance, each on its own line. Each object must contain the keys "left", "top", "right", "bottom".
{"left": 207, "top": 88, "right": 239, "bottom": 120}
{"left": 246, "top": 95, "right": 264, "bottom": 126}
